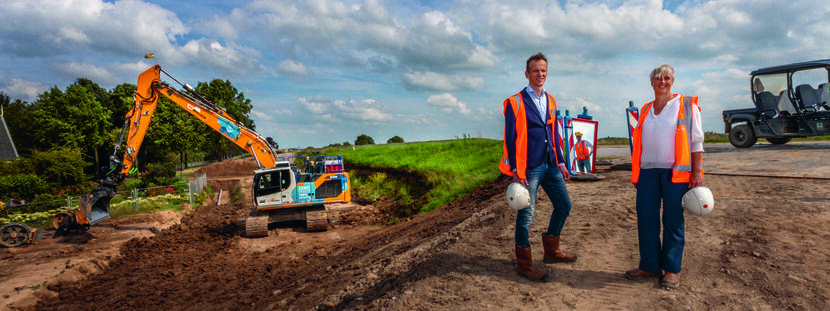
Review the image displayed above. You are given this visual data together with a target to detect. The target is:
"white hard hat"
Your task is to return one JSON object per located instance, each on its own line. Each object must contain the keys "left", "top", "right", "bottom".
{"left": 682, "top": 186, "right": 714, "bottom": 216}
{"left": 506, "top": 183, "right": 531, "bottom": 210}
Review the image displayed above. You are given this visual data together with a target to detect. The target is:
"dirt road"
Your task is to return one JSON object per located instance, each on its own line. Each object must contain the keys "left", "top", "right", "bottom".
{"left": 2, "top": 143, "right": 829, "bottom": 310}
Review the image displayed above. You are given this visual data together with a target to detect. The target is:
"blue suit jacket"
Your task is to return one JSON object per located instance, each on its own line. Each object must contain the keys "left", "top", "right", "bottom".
{"left": 504, "top": 89, "right": 565, "bottom": 175}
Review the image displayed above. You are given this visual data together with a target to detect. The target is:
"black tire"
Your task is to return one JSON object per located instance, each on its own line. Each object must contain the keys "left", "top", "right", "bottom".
{"left": 729, "top": 124, "right": 757, "bottom": 148}
{"left": 765, "top": 137, "right": 791, "bottom": 145}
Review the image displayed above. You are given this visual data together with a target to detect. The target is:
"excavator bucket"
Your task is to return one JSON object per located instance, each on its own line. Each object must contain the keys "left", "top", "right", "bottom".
{"left": 79, "top": 187, "right": 115, "bottom": 225}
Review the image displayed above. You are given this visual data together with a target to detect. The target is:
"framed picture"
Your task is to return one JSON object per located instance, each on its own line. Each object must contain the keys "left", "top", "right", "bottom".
{"left": 569, "top": 118, "right": 598, "bottom": 174}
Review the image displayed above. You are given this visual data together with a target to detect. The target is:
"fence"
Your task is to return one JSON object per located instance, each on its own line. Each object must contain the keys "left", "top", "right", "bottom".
{"left": 2, "top": 176, "right": 208, "bottom": 219}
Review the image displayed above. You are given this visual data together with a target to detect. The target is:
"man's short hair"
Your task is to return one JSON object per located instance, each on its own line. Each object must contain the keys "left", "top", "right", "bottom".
{"left": 526, "top": 53, "right": 547, "bottom": 72}
{"left": 650, "top": 64, "right": 675, "bottom": 81}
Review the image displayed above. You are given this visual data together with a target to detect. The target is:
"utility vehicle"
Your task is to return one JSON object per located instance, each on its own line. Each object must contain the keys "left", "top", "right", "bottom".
{"left": 722, "top": 59, "right": 830, "bottom": 148}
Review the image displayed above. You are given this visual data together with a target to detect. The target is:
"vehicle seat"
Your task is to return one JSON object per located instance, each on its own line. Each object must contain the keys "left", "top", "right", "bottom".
{"left": 794, "top": 84, "right": 820, "bottom": 111}
{"left": 755, "top": 91, "right": 779, "bottom": 118}
{"left": 818, "top": 83, "right": 830, "bottom": 110}
{"left": 777, "top": 90, "right": 795, "bottom": 114}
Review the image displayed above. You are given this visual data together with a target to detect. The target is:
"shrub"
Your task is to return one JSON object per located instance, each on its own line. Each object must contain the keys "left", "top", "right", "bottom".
{"left": 355, "top": 134, "right": 375, "bottom": 145}
{"left": 0, "top": 174, "right": 49, "bottom": 201}
{"left": 120, "top": 178, "right": 143, "bottom": 191}
{"left": 0, "top": 208, "right": 65, "bottom": 227}
{"left": 141, "top": 162, "right": 178, "bottom": 188}
{"left": 387, "top": 136, "right": 404, "bottom": 144}
{"left": 29, "top": 148, "right": 90, "bottom": 189}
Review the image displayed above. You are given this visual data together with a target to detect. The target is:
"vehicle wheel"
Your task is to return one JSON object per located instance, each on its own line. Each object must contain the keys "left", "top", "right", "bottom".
{"left": 729, "top": 124, "right": 757, "bottom": 148}
{"left": 765, "top": 137, "right": 791, "bottom": 145}
{"left": 0, "top": 223, "right": 32, "bottom": 247}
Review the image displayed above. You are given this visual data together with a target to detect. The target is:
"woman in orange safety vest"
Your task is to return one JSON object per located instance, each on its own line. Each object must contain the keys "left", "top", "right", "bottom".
{"left": 625, "top": 64, "right": 704, "bottom": 289}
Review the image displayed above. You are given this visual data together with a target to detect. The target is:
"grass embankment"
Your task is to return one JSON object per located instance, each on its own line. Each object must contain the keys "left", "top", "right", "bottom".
{"left": 318, "top": 138, "right": 502, "bottom": 217}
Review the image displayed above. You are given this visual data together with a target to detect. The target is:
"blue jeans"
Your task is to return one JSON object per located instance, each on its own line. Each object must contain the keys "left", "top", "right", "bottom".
{"left": 635, "top": 168, "right": 688, "bottom": 274}
{"left": 515, "top": 161, "right": 573, "bottom": 248}
{"left": 577, "top": 159, "right": 591, "bottom": 173}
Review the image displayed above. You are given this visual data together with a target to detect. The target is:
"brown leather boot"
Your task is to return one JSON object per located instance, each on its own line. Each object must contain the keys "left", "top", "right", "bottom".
{"left": 515, "top": 245, "right": 550, "bottom": 282}
{"left": 542, "top": 235, "right": 578, "bottom": 263}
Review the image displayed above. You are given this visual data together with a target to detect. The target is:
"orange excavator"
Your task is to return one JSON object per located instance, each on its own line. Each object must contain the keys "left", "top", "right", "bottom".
{"left": 53, "top": 65, "right": 351, "bottom": 237}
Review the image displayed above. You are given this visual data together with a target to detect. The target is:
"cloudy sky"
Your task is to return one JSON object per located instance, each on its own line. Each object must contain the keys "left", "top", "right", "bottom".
{"left": 1, "top": 0, "right": 829, "bottom": 148}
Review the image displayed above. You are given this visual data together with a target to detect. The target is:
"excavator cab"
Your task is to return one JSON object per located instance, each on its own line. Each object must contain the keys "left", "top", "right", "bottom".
{"left": 253, "top": 163, "right": 296, "bottom": 207}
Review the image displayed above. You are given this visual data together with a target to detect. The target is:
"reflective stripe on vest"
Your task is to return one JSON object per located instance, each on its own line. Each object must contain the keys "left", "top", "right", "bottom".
{"left": 499, "top": 92, "right": 559, "bottom": 179}
{"left": 630, "top": 95, "right": 701, "bottom": 184}
{"left": 576, "top": 141, "right": 590, "bottom": 160}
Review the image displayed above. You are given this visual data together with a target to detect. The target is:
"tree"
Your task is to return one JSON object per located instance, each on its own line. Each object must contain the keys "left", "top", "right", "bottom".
{"left": 142, "top": 96, "right": 206, "bottom": 170}
{"left": 194, "top": 79, "right": 255, "bottom": 161}
{"left": 30, "top": 82, "right": 112, "bottom": 172}
{"left": 107, "top": 83, "right": 137, "bottom": 129}
{"left": 100, "top": 83, "right": 137, "bottom": 169}
{"left": 0, "top": 93, "right": 35, "bottom": 156}
{"left": 355, "top": 134, "right": 375, "bottom": 146}
{"left": 266, "top": 137, "right": 279, "bottom": 151}
{"left": 27, "top": 148, "right": 90, "bottom": 189}
{"left": 387, "top": 136, "right": 404, "bottom": 144}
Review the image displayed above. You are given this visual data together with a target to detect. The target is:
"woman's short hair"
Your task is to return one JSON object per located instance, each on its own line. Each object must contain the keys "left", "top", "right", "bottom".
{"left": 650, "top": 64, "right": 675, "bottom": 81}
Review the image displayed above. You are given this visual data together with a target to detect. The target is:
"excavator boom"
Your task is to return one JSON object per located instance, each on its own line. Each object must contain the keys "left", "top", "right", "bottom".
{"left": 125, "top": 65, "right": 278, "bottom": 173}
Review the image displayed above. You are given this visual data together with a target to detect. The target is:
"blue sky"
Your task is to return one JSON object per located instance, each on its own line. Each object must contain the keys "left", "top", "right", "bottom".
{"left": 1, "top": 0, "right": 829, "bottom": 148}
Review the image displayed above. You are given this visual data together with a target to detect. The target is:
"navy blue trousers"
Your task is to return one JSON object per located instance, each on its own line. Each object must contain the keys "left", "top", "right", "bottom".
{"left": 635, "top": 168, "right": 688, "bottom": 274}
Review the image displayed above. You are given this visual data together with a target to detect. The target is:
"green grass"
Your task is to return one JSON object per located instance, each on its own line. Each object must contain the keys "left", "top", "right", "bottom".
{"left": 793, "top": 135, "right": 830, "bottom": 141}
{"left": 315, "top": 138, "right": 503, "bottom": 215}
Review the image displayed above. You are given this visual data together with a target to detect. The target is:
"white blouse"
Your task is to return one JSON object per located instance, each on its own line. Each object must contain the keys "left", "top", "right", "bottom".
{"left": 640, "top": 95, "right": 704, "bottom": 169}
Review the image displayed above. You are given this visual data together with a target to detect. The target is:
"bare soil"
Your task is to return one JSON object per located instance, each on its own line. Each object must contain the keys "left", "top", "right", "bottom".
{"left": 2, "top": 143, "right": 829, "bottom": 310}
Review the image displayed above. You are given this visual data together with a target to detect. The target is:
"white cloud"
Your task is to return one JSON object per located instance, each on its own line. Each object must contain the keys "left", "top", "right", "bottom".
{"left": 427, "top": 93, "right": 470, "bottom": 115}
{"left": 2, "top": 78, "right": 46, "bottom": 101}
{"left": 55, "top": 62, "right": 118, "bottom": 85}
{"left": 0, "top": 0, "right": 187, "bottom": 57}
{"left": 333, "top": 99, "right": 392, "bottom": 122}
{"left": 229, "top": 0, "right": 497, "bottom": 76}
{"left": 277, "top": 60, "right": 309, "bottom": 77}
{"left": 179, "top": 39, "right": 262, "bottom": 75}
{"left": 299, "top": 96, "right": 393, "bottom": 122}
{"left": 561, "top": 97, "right": 604, "bottom": 116}
{"left": 251, "top": 110, "right": 273, "bottom": 121}
{"left": 0, "top": 0, "right": 263, "bottom": 75}
{"left": 114, "top": 61, "right": 154, "bottom": 73}
{"left": 401, "top": 72, "right": 484, "bottom": 92}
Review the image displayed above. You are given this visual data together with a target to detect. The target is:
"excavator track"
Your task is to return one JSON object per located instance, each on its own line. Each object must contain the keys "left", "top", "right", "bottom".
{"left": 245, "top": 210, "right": 269, "bottom": 238}
{"left": 305, "top": 209, "right": 328, "bottom": 232}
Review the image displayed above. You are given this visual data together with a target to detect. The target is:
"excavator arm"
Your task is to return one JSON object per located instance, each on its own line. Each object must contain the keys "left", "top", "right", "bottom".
{"left": 122, "top": 64, "right": 278, "bottom": 175}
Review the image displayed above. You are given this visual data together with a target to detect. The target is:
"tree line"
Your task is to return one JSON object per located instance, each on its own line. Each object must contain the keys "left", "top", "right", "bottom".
{"left": 0, "top": 77, "right": 257, "bottom": 200}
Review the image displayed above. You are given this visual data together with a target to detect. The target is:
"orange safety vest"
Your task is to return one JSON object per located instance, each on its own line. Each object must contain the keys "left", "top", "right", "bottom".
{"left": 576, "top": 141, "right": 590, "bottom": 160}
{"left": 499, "top": 92, "right": 559, "bottom": 180}
{"left": 631, "top": 95, "right": 702, "bottom": 184}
